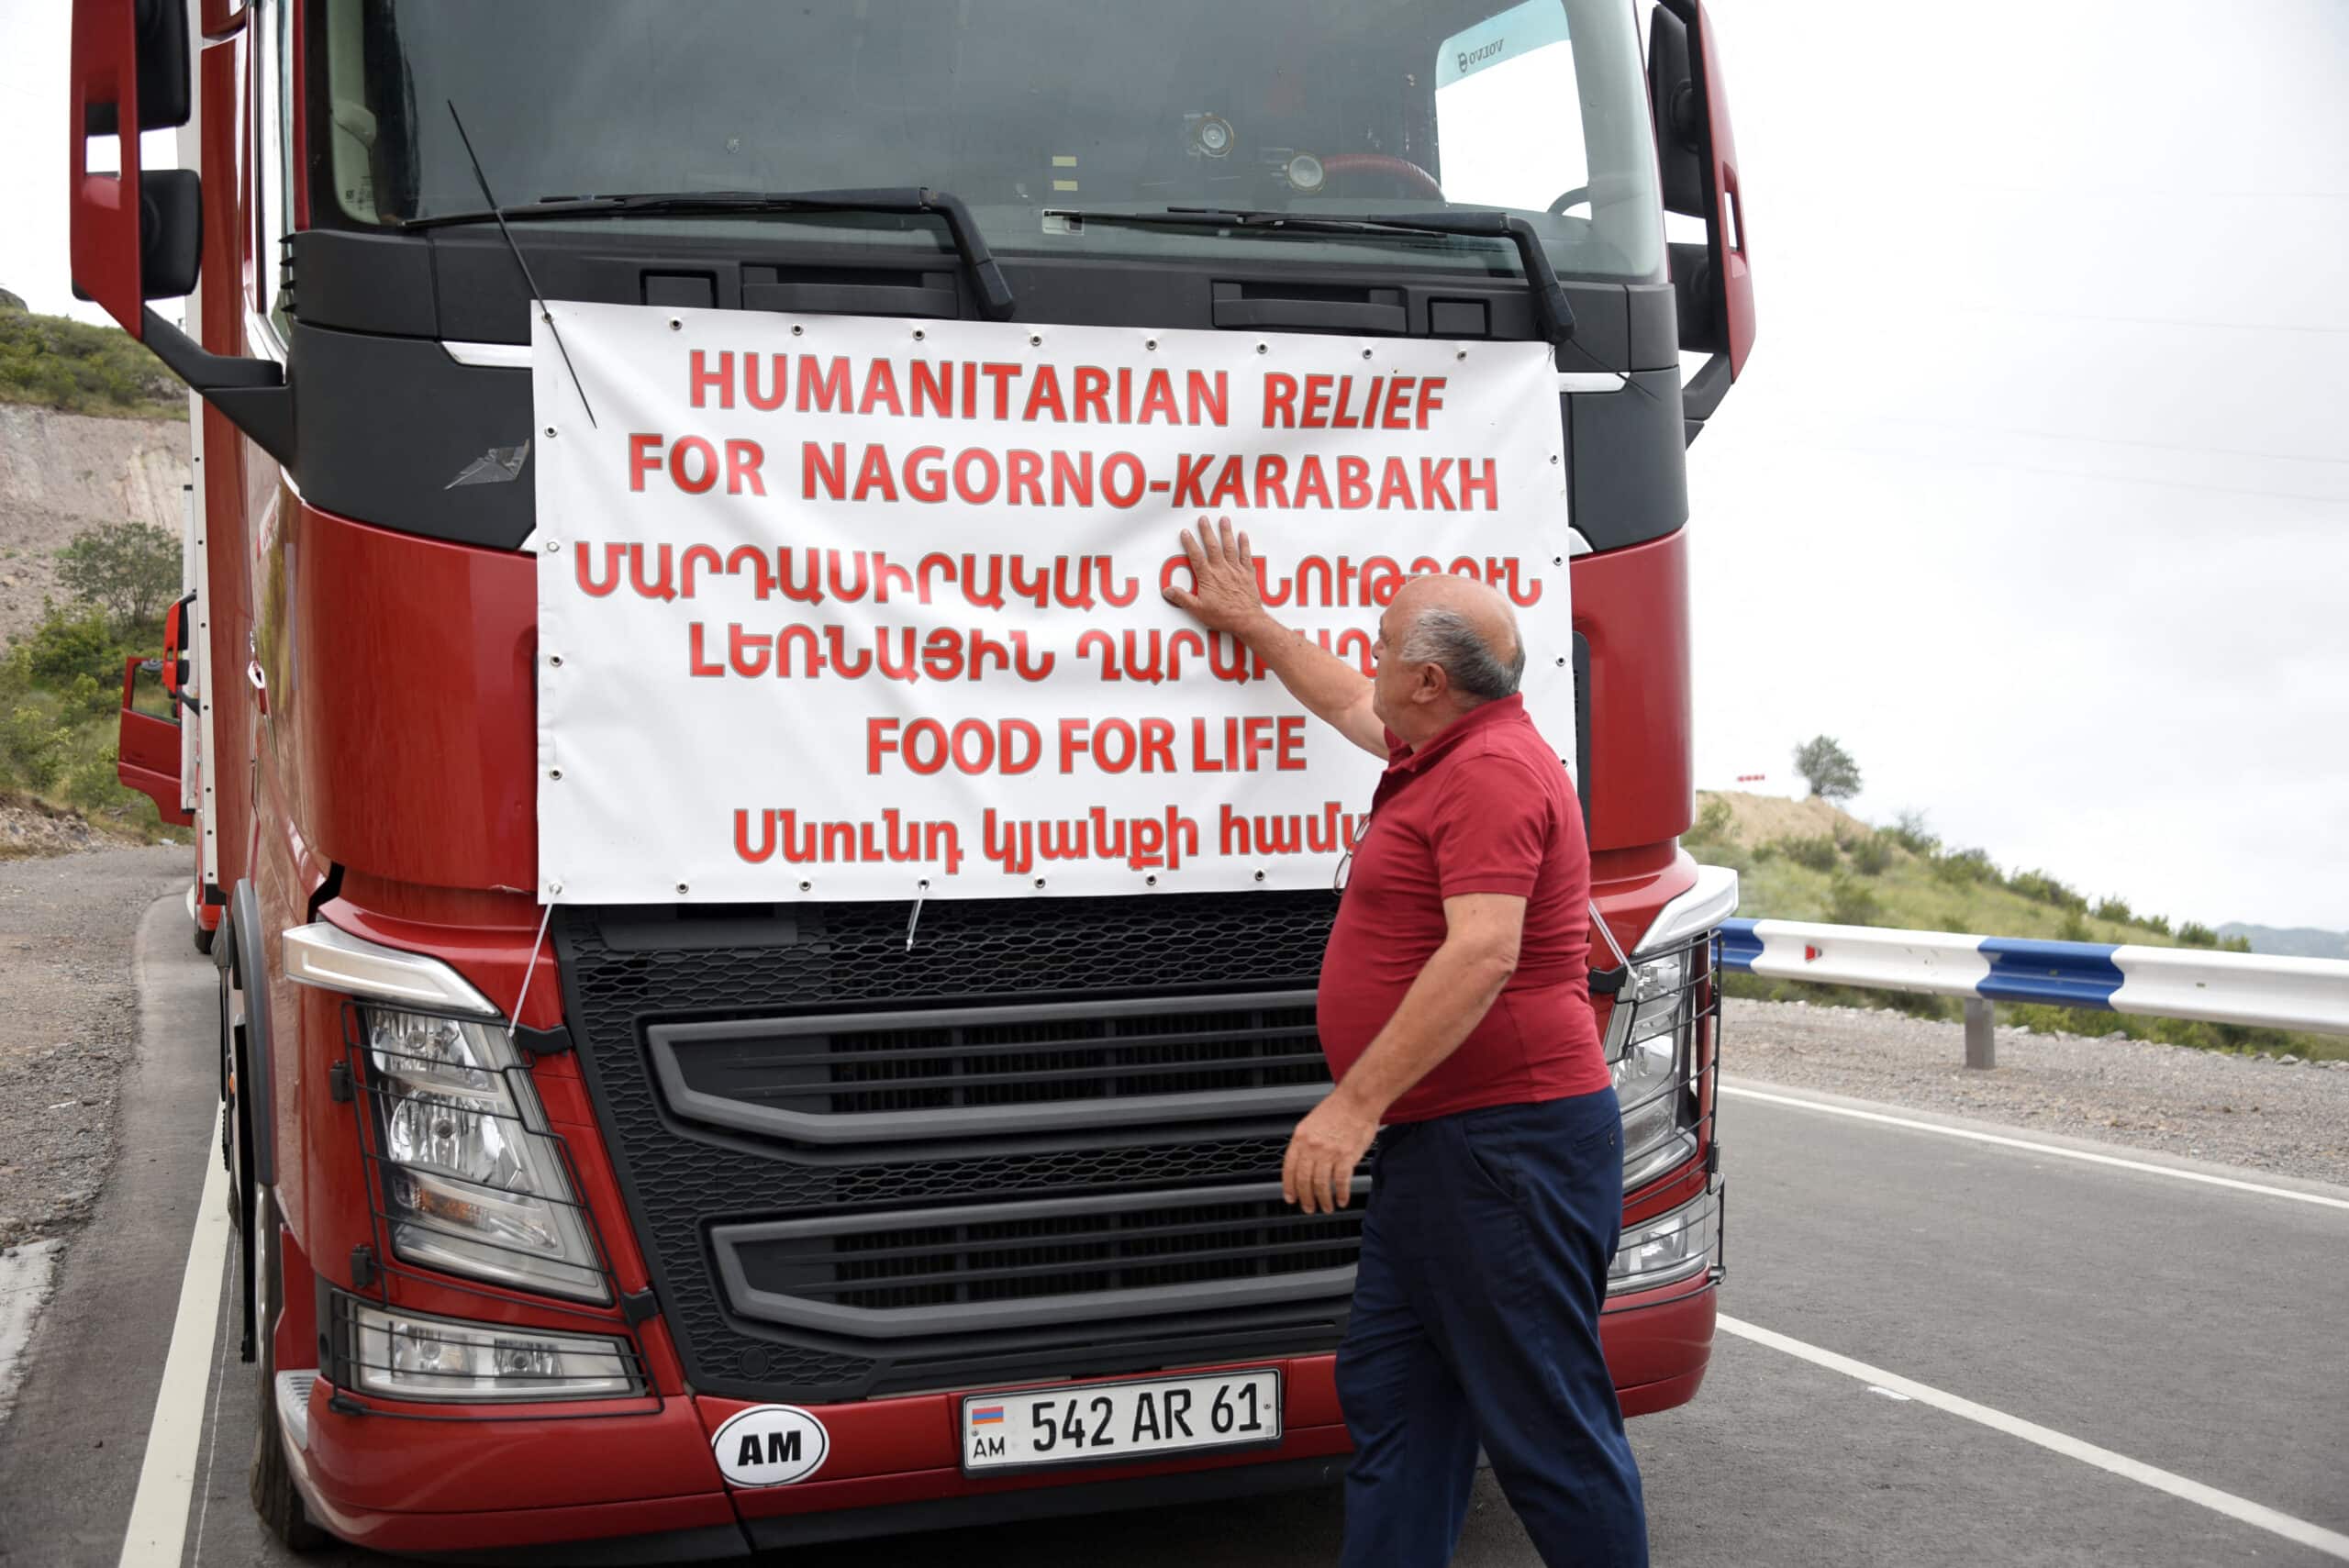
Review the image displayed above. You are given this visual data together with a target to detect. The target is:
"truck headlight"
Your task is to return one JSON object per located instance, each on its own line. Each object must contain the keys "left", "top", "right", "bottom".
{"left": 362, "top": 1007, "right": 607, "bottom": 1303}
{"left": 1608, "top": 1186, "right": 1718, "bottom": 1296}
{"left": 1607, "top": 939, "right": 1710, "bottom": 1191}
{"left": 339, "top": 1297, "right": 640, "bottom": 1402}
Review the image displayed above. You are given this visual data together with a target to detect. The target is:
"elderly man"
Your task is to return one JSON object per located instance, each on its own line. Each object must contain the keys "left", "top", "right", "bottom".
{"left": 1165, "top": 518, "right": 1647, "bottom": 1568}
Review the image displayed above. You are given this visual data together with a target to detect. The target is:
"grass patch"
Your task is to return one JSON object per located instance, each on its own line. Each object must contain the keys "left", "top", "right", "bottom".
{"left": 0, "top": 307, "right": 184, "bottom": 418}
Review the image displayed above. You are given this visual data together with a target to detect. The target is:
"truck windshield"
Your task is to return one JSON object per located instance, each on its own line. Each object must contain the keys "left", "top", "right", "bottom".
{"left": 315, "top": 0, "right": 1664, "bottom": 282}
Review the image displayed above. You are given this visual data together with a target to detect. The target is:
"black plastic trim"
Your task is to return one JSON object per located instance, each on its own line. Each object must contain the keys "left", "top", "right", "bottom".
{"left": 712, "top": 1181, "right": 1361, "bottom": 1340}
{"left": 419, "top": 1525, "right": 751, "bottom": 1566}
{"left": 647, "top": 992, "right": 1326, "bottom": 1146}
{"left": 288, "top": 320, "right": 534, "bottom": 550}
{"left": 418, "top": 1523, "right": 751, "bottom": 1566}
{"left": 1567, "top": 368, "right": 1687, "bottom": 550}
{"left": 230, "top": 881, "right": 276, "bottom": 1185}
{"left": 139, "top": 308, "right": 294, "bottom": 466}
{"left": 512, "top": 1023, "right": 573, "bottom": 1056}
{"left": 1682, "top": 355, "right": 1731, "bottom": 444}
{"left": 742, "top": 1454, "right": 1342, "bottom": 1551}
{"left": 1573, "top": 630, "right": 1593, "bottom": 830}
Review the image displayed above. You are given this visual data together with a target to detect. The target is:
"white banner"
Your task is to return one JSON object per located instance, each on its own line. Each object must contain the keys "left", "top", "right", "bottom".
{"left": 533, "top": 302, "right": 1568, "bottom": 904}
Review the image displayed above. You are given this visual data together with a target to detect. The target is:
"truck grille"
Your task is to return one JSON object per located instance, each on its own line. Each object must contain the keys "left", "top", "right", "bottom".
{"left": 650, "top": 994, "right": 1330, "bottom": 1144}
{"left": 714, "top": 1184, "right": 1362, "bottom": 1337}
{"left": 552, "top": 894, "right": 1353, "bottom": 1403}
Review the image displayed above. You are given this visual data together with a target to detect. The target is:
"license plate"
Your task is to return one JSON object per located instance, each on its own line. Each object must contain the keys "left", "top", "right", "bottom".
{"left": 960, "top": 1368, "right": 1283, "bottom": 1473}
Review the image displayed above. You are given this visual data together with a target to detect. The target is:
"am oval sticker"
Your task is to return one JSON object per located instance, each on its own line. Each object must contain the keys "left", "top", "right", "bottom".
{"left": 711, "top": 1404, "right": 829, "bottom": 1487}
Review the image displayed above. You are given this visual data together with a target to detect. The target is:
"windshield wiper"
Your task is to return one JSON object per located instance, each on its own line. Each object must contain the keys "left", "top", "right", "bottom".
{"left": 407, "top": 187, "right": 1016, "bottom": 321}
{"left": 1047, "top": 206, "right": 1574, "bottom": 345}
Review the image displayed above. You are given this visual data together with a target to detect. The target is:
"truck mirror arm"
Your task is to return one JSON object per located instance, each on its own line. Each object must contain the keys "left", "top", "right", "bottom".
{"left": 139, "top": 306, "right": 294, "bottom": 466}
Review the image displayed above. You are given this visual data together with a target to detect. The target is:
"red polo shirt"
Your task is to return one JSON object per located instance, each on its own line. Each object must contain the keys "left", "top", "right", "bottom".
{"left": 1316, "top": 694, "right": 1609, "bottom": 1124}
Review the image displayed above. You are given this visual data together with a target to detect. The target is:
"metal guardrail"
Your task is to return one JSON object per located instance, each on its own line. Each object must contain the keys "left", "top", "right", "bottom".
{"left": 1718, "top": 917, "right": 2349, "bottom": 1067}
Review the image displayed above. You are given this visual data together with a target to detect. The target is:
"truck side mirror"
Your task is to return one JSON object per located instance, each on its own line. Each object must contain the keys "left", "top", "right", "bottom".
{"left": 1647, "top": 7, "right": 1706, "bottom": 219}
{"left": 72, "top": 0, "right": 195, "bottom": 326}
{"left": 72, "top": 0, "right": 295, "bottom": 463}
{"left": 1649, "top": 1, "right": 1754, "bottom": 440}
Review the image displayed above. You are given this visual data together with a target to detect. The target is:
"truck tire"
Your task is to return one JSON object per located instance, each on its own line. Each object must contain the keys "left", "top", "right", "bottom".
{"left": 248, "top": 1187, "right": 328, "bottom": 1553}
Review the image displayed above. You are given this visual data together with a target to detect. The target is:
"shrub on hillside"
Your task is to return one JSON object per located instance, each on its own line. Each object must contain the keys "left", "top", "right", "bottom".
{"left": 60, "top": 748, "right": 122, "bottom": 812}
{"left": 2, "top": 703, "right": 62, "bottom": 791}
{"left": 2092, "top": 895, "right": 2133, "bottom": 924}
{"left": 2057, "top": 909, "right": 2092, "bottom": 941}
{"left": 22, "top": 606, "right": 119, "bottom": 686}
{"left": 1776, "top": 834, "right": 1839, "bottom": 873}
{"left": 1932, "top": 846, "right": 1998, "bottom": 884}
{"left": 1884, "top": 808, "right": 1939, "bottom": 856}
{"left": 2177, "top": 921, "right": 2219, "bottom": 948}
{"left": 1848, "top": 834, "right": 1894, "bottom": 876}
{"left": 2142, "top": 913, "right": 2171, "bottom": 936}
{"left": 58, "top": 520, "right": 181, "bottom": 629}
{"left": 2009, "top": 868, "right": 2087, "bottom": 911}
{"left": 1826, "top": 873, "right": 1880, "bottom": 926}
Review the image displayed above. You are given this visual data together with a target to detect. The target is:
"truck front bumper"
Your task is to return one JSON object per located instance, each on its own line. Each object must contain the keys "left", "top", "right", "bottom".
{"left": 285, "top": 1272, "right": 1716, "bottom": 1560}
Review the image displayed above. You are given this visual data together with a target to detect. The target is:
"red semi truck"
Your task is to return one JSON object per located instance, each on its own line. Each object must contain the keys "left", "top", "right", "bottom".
{"left": 84, "top": 0, "right": 1752, "bottom": 1555}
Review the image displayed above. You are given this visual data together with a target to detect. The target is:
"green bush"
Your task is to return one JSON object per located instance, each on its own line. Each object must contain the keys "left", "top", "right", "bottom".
{"left": 2009, "top": 868, "right": 2087, "bottom": 911}
{"left": 2056, "top": 909, "right": 2092, "bottom": 941}
{"left": 57, "top": 520, "right": 182, "bottom": 629}
{"left": 2092, "top": 895, "right": 2133, "bottom": 924}
{"left": 24, "top": 606, "right": 119, "bottom": 686}
{"left": 1932, "top": 846, "right": 1998, "bottom": 884}
{"left": 1777, "top": 834, "right": 1840, "bottom": 873}
{"left": 1848, "top": 834, "right": 1894, "bottom": 876}
{"left": 60, "top": 748, "right": 122, "bottom": 812}
{"left": 1884, "top": 808, "right": 1939, "bottom": 856}
{"left": 2, "top": 704, "right": 63, "bottom": 791}
{"left": 2177, "top": 921, "right": 2219, "bottom": 948}
{"left": 1826, "top": 873, "right": 1881, "bottom": 926}
{"left": 2142, "top": 913, "right": 2171, "bottom": 936}
{"left": 1687, "top": 796, "right": 1732, "bottom": 847}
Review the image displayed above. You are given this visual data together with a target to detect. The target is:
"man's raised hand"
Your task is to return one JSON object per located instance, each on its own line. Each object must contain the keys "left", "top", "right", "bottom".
{"left": 1163, "top": 517, "right": 1268, "bottom": 639}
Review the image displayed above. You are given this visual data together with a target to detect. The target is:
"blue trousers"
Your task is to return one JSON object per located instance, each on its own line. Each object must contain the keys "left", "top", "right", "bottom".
{"left": 1335, "top": 1090, "right": 1648, "bottom": 1568}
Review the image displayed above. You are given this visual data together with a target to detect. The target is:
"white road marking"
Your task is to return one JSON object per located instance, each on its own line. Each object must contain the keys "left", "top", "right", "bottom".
{"left": 0, "top": 1236, "right": 62, "bottom": 1429}
{"left": 189, "top": 1280, "right": 236, "bottom": 1566}
{"left": 115, "top": 1105, "right": 231, "bottom": 1568}
{"left": 1720, "top": 1084, "right": 2349, "bottom": 1212}
{"left": 1720, "top": 1314, "right": 2349, "bottom": 1562}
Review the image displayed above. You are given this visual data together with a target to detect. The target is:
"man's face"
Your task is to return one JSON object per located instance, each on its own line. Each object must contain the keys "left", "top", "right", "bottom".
{"left": 1369, "top": 598, "right": 1423, "bottom": 735}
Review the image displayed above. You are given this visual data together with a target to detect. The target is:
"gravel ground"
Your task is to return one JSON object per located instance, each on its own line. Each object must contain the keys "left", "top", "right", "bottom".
{"left": 0, "top": 845, "right": 184, "bottom": 1252}
{"left": 1728, "top": 996, "right": 2349, "bottom": 1188}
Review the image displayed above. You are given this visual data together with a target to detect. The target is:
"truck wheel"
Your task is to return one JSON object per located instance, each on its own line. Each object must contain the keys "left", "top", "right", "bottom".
{"left": 248, "top": 1186, "right": 328, "bottom": 1553}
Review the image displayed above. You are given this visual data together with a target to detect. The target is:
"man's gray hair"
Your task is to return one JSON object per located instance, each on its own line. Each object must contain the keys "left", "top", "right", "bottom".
{"left": 1399, "top": 603, "right": 1525, "bottom": 705}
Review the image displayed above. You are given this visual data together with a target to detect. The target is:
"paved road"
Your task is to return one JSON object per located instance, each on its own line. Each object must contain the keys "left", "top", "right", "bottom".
{"left": 2, "top": 898, "right": 2344, "bottom": 1566}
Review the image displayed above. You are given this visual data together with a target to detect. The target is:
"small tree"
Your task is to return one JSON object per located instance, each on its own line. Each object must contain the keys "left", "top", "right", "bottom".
{"left": 1792, "top": 735, "right": 1862, "bottom": 801}
{"left": 57, "top": 520, "right": 180, "bottom": 630}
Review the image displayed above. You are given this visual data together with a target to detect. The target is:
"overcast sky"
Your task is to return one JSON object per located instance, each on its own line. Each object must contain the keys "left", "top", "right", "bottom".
{"left": 2, "top": 0, "right": 2343, "bottom": 929}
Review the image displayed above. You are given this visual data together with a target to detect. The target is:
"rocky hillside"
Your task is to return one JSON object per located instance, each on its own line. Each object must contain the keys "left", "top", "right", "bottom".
{"left": 0, "top": 404, "right": 189, "bottom": 649}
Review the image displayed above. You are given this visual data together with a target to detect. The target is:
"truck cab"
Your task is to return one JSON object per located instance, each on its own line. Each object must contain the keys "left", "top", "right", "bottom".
{"left": 83, "top": 0, "right": 1751, "bottom": 1554}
